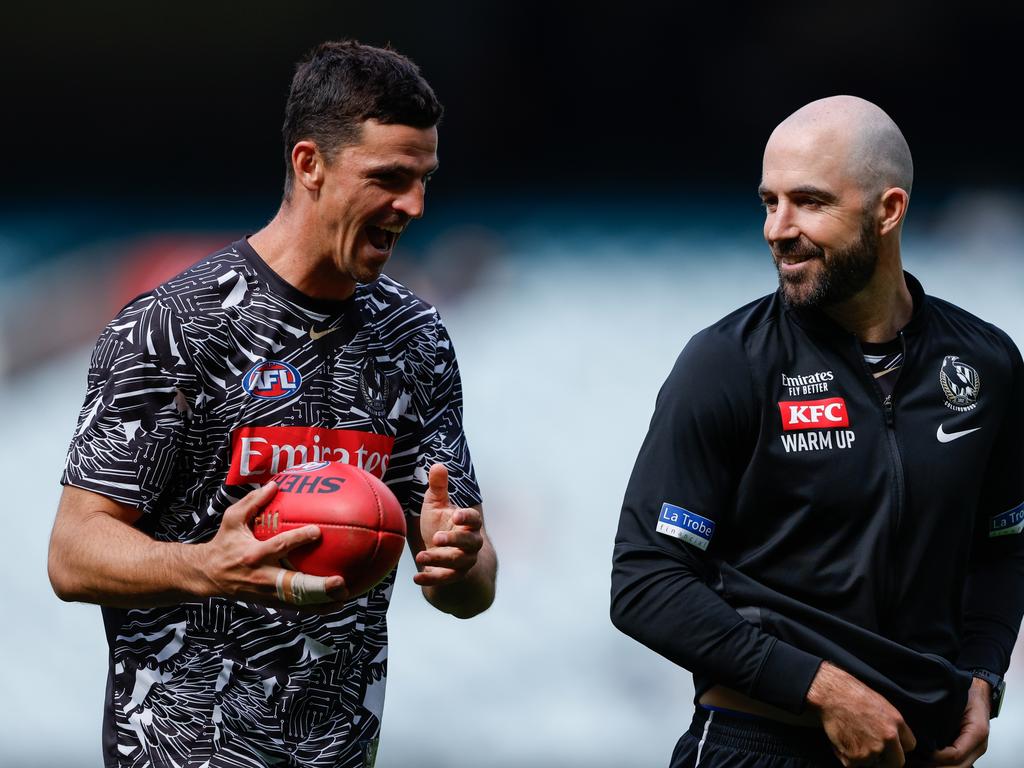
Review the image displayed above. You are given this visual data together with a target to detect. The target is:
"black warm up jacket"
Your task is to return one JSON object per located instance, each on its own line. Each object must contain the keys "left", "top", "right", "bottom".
{"left": 611, "top": 273, "right": 1024, "bottom": 752}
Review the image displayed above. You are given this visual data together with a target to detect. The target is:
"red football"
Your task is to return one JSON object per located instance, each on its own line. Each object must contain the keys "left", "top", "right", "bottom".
{"left": 252, "top": 460, "right": 407, "bottom": 598}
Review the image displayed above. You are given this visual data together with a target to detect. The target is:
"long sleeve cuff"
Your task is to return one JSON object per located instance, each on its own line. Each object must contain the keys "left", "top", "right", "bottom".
{"left": 752, "top": 639, "right": 823, "bottom": 713}
{"left": 956, "top": 640, "right": 1011, "bottom": 677}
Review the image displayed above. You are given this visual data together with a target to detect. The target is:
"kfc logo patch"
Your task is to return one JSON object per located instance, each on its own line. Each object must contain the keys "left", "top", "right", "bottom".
{"left": 778, "top": 397, "right": 850, "bottom": 431}
{"left": 242, "top": 360, "right": 302, "bottom": 400}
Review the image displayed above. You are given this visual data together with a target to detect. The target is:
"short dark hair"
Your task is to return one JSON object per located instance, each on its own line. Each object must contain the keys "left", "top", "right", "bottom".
{"left": 281, "top": 40, "right": 443, "bottom": 198}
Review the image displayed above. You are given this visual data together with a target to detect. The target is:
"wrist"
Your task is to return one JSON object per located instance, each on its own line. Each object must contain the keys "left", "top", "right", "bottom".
{"left": 175, "top": 542, "right": 217, "bottom": 599}
{"left": 423, "top": 570, "right": 494, "bottom": 619}
{"left": 970, "top": 669, "right": 1004, "bottom": 719}
{"left": 805, "top": 660, "right": 839, "bottom": 712}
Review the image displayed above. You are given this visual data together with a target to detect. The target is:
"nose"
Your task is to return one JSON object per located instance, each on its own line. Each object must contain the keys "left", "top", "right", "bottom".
{"left": 764, "top": 200, "right": 799, "bottom": 244}
{"left": 393, "top": 182, "right": 426, "bottom": 219}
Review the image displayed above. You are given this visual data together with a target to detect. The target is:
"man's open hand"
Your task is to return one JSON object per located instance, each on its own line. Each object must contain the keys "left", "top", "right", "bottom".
{"left": 414, "top": 464, "right": 485, "bottom": 586}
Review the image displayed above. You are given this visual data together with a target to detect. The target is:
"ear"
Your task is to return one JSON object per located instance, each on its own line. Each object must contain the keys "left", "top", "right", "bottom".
{"left": 877, "top": 187, "right": 909, "bottom": 236}
{"left": 291, "top": 140, "right": 325, "bottom": 193}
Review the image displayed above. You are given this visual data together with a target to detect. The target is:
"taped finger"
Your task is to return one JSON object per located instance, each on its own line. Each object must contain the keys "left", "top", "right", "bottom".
{"left": 275, "top": 569, "right": 333, "bottom": 606}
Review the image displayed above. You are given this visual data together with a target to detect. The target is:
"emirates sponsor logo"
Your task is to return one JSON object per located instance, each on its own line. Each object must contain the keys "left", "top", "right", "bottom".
{"left": 226, "top": 426, "right": 395, "bottom": 484}
{"left": 778, "top": 397, "right": 850, "bottom": 431}
{"left": 781, "top": 370, "right": 834, "bottom": 388}
{"left": 781, "top": 369, "right": 834, "bottom": 396}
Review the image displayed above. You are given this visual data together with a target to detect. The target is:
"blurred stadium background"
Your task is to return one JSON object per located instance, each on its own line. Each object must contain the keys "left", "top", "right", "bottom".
{"left": 2, "top": 3, "right": 1022, "bottom": 766}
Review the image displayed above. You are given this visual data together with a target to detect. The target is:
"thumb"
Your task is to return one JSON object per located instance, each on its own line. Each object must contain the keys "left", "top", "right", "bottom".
{"left": 898, "top": 719, "right": 916, "bottom": 754}
{"left": 425, "top": 463, "right": 450, "bottom": 508}
{"left": 224, "top": 481, "right": 279, "bottom": 527}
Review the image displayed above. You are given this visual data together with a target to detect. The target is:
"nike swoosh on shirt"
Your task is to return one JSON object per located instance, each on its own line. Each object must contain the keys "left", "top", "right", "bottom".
{"left": 873, "top": 366, "right": 902, "bottom": 379}
{"left": 936, "top": 424, "right": 982, "bottom": 443}
{"left": 309, "top": 326, "right": 339, "bottom": 341}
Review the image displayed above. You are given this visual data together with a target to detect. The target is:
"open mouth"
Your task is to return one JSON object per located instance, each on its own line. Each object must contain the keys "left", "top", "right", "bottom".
{"left": 778, "top": 254, "right": 815, "bottom": 266}
{"left": 774, "top": 246, "right": 823, "bottom": 270}
{"left": 365, "top": 223, "right": 403, "bottom": 254}
{"left": 773, "top": 239, "right": 824, "bottom": 266}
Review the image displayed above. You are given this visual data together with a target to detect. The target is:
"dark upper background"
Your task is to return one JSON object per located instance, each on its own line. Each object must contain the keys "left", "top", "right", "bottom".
{"left": 3, "top": 1, "right": 1021, "bottom": 208}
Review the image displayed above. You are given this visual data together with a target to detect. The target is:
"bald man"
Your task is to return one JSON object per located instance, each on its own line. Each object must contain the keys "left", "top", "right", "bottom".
{"left": 612, "top": 96, "right": 1024, "bottom": 768}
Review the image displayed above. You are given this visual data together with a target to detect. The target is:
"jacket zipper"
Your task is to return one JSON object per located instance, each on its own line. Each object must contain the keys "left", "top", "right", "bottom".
{"left": 855, "top": 332, "right": 908, "bottom": 629}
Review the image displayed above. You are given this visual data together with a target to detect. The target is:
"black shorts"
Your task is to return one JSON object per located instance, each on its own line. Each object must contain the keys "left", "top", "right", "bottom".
{"left": 669, "top": 707, "right": 842, "bottom": 768}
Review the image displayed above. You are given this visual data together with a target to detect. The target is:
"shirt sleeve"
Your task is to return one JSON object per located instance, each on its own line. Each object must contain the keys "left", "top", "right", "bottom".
{"left": 61, "top": 296, "right": 189, "bottom": 517}
{"left": 956, "top": 332, "right": 1024, "bottom": 676}
{"left": 402, "top": 313, "right": 481, "bottom": 516}
{"left": 610, "top": 326, "right": 823, "bottom": 713}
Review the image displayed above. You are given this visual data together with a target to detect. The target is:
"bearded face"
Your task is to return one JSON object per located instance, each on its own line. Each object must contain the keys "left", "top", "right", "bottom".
{"left": 773, "top": 212, "right": 881, "bottom": 310}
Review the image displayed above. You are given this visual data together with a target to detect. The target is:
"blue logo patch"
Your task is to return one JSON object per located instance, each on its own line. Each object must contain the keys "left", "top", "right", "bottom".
{"left": 990, "top": 502, "right": 1024, "bottom": 538}
{"left": 242, "top": 360, "right": 302, "bottom": 400}
{"left": 656, "top": 503, "right": 715, "bottom": 551}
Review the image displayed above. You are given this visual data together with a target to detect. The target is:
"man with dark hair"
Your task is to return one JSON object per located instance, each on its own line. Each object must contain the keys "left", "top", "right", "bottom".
{"left": 48, "top": 40, "right": 496, "bottom": 768}
{"left": 611, "top": 95, "right": 1023, "bottom": 768}
{"left": 280, "top": 41, "right": 443, "bottom": 200}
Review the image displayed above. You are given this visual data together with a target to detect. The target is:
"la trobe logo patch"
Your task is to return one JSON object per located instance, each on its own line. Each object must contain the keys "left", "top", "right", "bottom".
{"left": 939, "top": 355, "right": 980, "bottom": 412}
{"left": 656, "top": 503, "right": 715, "bottom": 551}
{"left": 243, "top": 360, "right": 302, "bottom": 400}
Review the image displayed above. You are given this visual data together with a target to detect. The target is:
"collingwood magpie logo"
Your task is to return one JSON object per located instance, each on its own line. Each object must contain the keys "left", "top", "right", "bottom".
{"left": 939, "top": 355, "right": 981, "bottom": 412}
{"left": 359, "top": 356, "right": 392, "bottom": 417}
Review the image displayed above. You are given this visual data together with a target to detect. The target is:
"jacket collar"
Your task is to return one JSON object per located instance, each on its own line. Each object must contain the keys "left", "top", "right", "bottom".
{"left": 784, "top": 270, "right": 929, "bottom": 340}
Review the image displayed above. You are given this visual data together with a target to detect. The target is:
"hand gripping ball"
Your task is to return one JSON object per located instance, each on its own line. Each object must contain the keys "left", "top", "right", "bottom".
{"left": 252, "top": 461, "right": 407, "bottom": 598}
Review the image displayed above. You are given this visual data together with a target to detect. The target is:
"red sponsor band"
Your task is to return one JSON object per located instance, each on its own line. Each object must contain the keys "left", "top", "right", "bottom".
{"left": 778, "top": 397, "right": 850, "bottom": 431}
{"left": 227, "top": 425, "right": 395, "bottom": 484}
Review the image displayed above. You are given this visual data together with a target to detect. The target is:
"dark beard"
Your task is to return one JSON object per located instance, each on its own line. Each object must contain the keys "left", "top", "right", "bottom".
{"left": 774, "top": 216, "right": 880, "bottom": 309}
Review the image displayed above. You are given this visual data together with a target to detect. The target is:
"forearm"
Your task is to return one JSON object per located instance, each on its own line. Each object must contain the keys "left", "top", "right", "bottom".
{"left": 48, "top": 499, "right": 211, "bottom": 608}
{"left": 611, "top": 543, "right": 822, "bottom": 713}
{"left": 421, "top": 537, "right": 497, "bottom": 619}
{"left": 957, "top": 547, "right": 1024, "bottom": 674}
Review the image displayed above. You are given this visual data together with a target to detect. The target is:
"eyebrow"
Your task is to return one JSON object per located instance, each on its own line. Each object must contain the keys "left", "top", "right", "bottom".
{"left": 366, "top": 161, "right": 439, "bottom": 177}
{"left": 758, "top": 184, "right": 839, "bottom": 204}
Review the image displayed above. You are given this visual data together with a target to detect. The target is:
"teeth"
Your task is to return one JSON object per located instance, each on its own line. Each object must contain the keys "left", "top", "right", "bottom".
{"left": 376, "top": 223, "right": 404, "bottom": 234}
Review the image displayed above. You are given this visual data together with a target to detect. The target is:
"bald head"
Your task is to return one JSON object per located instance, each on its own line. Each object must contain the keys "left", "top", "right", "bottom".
{"left": 768, "top": 95, "right": 913, "bottom": 200}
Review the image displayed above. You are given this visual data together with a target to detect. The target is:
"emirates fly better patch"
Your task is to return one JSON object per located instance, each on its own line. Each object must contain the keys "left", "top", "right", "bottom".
{"left": 656, "top": 503, "right": 715, "bottom": 550}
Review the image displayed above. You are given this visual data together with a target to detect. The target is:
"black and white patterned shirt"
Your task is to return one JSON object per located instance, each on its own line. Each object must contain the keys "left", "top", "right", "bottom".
{"left": 62, "top": 239, "right": 481, "bottom": 768}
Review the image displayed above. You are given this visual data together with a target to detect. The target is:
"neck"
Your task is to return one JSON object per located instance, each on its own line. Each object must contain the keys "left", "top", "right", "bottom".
{"left": 822, "top": 253, "right": 913, "bottom": 343}
{"left": 248, "top": 201, "right": 357, "bottom": 301}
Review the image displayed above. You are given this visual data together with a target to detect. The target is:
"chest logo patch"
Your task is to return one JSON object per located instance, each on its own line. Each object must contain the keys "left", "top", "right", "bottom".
{"left": 656, "top": 503, "right": 715, "bottom": 551}
{"left": 781, "top": 369, "right": 834, "bottom": 396}
{"left": 778, "top": 397, "right": 850, "bottom": 430}
{"left": 940, "top": 355, "right": 981, "bottom": 412}
{"left": 242, "top": 360, "right": 302, "bottom": 400}
{"left": 359, "top": 356, "right": 393, "bottom": 417}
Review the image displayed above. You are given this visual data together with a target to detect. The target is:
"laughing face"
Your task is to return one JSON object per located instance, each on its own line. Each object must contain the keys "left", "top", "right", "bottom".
{"left": 319, "top": 119, "right": 438, "bottom": 287}
{"left": 759, "top": 126, "right": 881, "bottom": 309}
{"left": 769, "top": 212, "right": 880, "bottom": 309}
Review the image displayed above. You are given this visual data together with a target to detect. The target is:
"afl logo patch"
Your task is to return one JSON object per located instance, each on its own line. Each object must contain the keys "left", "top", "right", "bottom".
{"left": 939, "top": 355, "right": 980, "bottom": 412}
{"left": 359, "top": 356, "right": 392, "bottom": 417}
{"left": 243, "top": 360, "right": 302, "bottom": 400}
